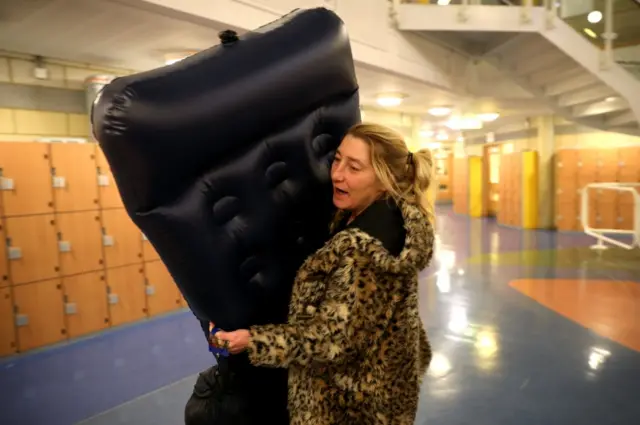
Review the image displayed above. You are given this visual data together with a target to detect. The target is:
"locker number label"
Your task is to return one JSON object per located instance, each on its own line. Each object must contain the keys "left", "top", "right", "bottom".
{"left": 0, "top": 177, "right": 14, "bottom": 190}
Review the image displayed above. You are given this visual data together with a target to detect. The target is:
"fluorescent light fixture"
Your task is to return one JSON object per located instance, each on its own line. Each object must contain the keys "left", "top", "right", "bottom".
{"left": 587, "top": 10, "right": 602, "bottom": 24}
{"left": 427, "top": 142, "right": 442, "bottom": 150}
{"left": 419, "top": 130, "right": 434, "bottom": 138}
{"left": 477, "top": 112, "right": 500, "bottom": 122}
{"left": 446, "top": 116, "right": 482, "bottom": 130}
{"left": 437, "top": 0, "right": 451, "bottom": 5}
{"left": 428, "top": 106, "right": 452, "bottom": 117}
{"left": 436, "top": 132, "right": 448, "bottom": 141}
{"left": 376, "top": 94, "right": 404, "bottom": 107}
{"left": 583, "top": 28, "right": 597, "bottom": 39}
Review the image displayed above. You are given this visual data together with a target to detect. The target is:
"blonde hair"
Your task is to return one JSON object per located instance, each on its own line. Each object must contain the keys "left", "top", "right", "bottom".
{"left": 344, "top": 122, "right": 435, "bottom": 225}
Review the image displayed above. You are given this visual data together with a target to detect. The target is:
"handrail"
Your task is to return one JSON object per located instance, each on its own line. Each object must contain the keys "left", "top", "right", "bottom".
{"left": 580, "top": 183, "right": 640, "bottom": 250}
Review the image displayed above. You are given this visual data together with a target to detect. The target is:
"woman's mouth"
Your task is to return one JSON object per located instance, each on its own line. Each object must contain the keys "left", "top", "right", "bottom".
{"left": 334, "top": 188, "right": 348, "bottom": 196}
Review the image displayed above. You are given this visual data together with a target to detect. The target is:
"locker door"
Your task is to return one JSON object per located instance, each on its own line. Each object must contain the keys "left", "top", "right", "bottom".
{"left": 142, "top": 234, "right": 160, "bottom": 262}
{"left": 0, "top": 287, "right": 17, "bottom": 356}
{"left": 0, "top": 221, "right": 8, "bottom": 286}
{"left": 63, "top": 271, "right": 109, "bottom": 338}
{"left": 5, "top": 215, "right": 59, "bottom": 285}
{"left": 0, "top": 142, "right": 53, "bottom": 217}
{"left": 13, "top": 279, "right": 66, "bottom": 352}
{"left": 57, "top": 211, "right": 103, "bottom": 276}
{"left": 50, "top": 143, "right": 99, "bottom": 213}
{"left": 145, "top": 261, "right": 182, "bottom": 317}
{"left": 106, "top": 265, "right": 147, "bottom": 327}
{"left": 96, "top": 148, "right": 123, "bottom": 209}
{"left": 101, "top": 209, "right": 143, "bottom": 268}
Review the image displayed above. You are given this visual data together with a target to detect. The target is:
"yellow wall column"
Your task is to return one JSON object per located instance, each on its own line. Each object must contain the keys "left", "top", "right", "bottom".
{"left": 468, "top": 156, "right": 484, "bottom": 217}
{"left": 534, "top": 116, "right": 555, "bottom": 228}
{"left": 521, "top": 150, "right": 539, "bottom": 229}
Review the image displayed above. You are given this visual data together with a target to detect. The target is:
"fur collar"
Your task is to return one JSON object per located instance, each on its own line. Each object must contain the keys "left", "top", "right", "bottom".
{"left": 330, "top": 200, "right": 434, "bottom": 275}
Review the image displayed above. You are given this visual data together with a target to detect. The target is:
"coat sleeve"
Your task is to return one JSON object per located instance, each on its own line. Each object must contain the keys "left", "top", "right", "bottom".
{"left": 246, "top": 253, "right": 396, "bottom": 368}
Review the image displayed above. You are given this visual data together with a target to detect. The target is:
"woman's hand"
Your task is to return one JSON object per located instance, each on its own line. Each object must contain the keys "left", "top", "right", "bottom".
{"left": 214, "top": 328, "right": 251, "bottom": 354}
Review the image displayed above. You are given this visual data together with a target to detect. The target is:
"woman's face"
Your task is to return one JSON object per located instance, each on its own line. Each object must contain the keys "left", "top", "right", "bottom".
{"left": 331, "top": 135, "right": 384, "bottom": 213}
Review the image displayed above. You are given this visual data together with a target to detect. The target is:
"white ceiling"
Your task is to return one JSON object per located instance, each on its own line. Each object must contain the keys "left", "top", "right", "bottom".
{"left": 0, "top": 0, "right": 548, "bottom": 122}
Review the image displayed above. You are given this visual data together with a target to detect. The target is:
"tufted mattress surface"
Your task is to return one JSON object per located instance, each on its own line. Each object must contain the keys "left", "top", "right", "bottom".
{"left": 91, "top": 7, "right": 360, "bottom": 331}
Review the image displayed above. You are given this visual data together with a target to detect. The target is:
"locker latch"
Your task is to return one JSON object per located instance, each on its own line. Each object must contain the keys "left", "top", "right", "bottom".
{"left": 145, "top": 285, "right": 156, "bottom": 296}
{"left": 97, "top": 173, "right": 110, "bottom": 187}
{"left": 65, "top": 303, "right": 78, "bottom": 315}
{"left": 15, "top": 314, "right": 29, "bottom": 327}
{"left": 0, "top": 177, "right": 14, "bottom": 190}
{"left": 57, "top": 232, "right": 72, "bottom": 252}
{"left": 51, "top": 168, "right": 66, "bottom": 188}
{"left": 108, "top": 294, "right": 119, "bottom": 305}
{"left": 7, "top": 243, "right": 22, "bottom": 260}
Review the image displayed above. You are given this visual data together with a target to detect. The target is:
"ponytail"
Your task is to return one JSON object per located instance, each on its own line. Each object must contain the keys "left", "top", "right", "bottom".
{"left": 408, "top": 148, "right": 436, "bottom": 226}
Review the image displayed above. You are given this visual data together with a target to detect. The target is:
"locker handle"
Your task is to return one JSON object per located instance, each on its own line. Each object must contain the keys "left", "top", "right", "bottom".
{"left": 15, "top": 314, "right": 29, "bottom": 327}
{"left": 0, "top": 176, "right": 14, "bottom": 191}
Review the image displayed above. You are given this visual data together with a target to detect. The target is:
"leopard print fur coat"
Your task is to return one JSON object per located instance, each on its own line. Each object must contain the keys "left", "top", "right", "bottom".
{"left": 246, "top": 200, "right": 434, "bottom": 424}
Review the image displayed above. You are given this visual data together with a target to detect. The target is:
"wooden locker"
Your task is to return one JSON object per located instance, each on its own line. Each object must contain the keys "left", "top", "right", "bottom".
{"left": 50, "top": 143, "right": 99, "bottom": 213}
{"left": 0, "top": 220, "right": 8, "bottom": 287}
{"left": 142, "top": 234, "right": 160, "bottom": 262}
{"left": 62, "top": 271, "right": 109, "bottom": 338}
{"left": 596, "top": 148, "right": 618, "bottom": 183}
{"left": 556, "top": 201, "right": 579, "bottom": 231}
{"left": 13, "top": 279, "right": 66, "bottom": 352}
{"left": 101, "top": 209, "right": 143, "bottom": 268}
{"left": 0, "top": 142, "right": 53, "bottom": 217}
{"left": 0, "top": 287, "right": 17, "bottom": 356}
{"left": 5, "top": 215, "right": 59, "bottom": 285}
{"left": 616, "top": 202, "right": 635, "bottom": 231}
{"left": 144, "top": 261, "right": 182, "bottom": 317}
{"left": 617, "top": 146, "right": 640, "bottom": 181}
{"left": 96, "top": 148, "right": 123, "bottom": 209}
{"left": 106, "top": 264, "right": 147, "bottom": 327}
{"left": 56, "top": 211, "right": 103, "bottom": 276}
{"left": 596, "top": 201, "right": 617, "bottom": 230}
{"left": 576, "top": 149, "right": 598, "bottom": 192}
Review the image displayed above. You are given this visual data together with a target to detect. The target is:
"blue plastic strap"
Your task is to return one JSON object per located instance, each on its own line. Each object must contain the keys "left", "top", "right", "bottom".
{"left": 208, "top": 326, "right": 230, "bottom": 357}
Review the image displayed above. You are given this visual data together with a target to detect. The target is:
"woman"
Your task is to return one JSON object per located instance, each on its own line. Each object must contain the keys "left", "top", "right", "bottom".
{"left": 215, "top": 122, "right": 435, "bottom": 424}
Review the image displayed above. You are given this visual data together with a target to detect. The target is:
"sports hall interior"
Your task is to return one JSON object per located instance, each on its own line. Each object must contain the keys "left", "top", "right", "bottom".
{"left": 0, "top": 1, "right": 639, "bottom": 424}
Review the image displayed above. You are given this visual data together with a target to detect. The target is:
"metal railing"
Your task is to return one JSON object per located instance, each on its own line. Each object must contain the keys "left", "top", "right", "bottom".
{"left": 580, "top": 183, "right": 640, "bottom": 250}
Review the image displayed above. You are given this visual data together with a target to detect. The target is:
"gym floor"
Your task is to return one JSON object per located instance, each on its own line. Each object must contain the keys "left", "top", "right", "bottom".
{"left": 2, "top": 205, "right": 639, "bottom": 425}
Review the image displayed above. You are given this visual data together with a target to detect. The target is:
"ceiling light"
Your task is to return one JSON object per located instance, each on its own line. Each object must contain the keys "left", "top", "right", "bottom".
{"left": 436, "top": 132, "right": 448, "bottom": 141}
{"left": 583, "top": 28, "right": 597, "bottom": 39}
{"left": 419, "top": 130, "right": 434, "bottom": 138}
{"left": 428, "top": 107, "right": 452, "bottom": 117}
{"left": 376, "top": 94, "right": 405, "bottom": 107}
{"left": 437, "top": 0, "right": 452, "bottom": 5}
{"left": 446, "top": 116, "right": 483, "bottom": 130}
{"left": 477, "top": 112, "right": 500, "bottom": 122}
{"left": 587, "top": 10, "right": 602, "bottom": 24}
{"left": 427, "top": 142, "right": 442, "bottom": 150}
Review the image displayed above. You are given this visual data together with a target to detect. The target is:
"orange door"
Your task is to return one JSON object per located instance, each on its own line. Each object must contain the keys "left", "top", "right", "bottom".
{"left": 0, "top": 287, "right": 17, "bottom": 356}
{"left": 13, "top": 279, "right": 66, "bottom": 352}
{"left": 63, "top": 271, "right": 109, "bottom": 338}
{"left": 5, "top": 215, "right": 59, "bottom": 285}
{"left": 0, "top": 142, "right": 53, "bottom": 217}
{"left": 106, "top": 265, "right": 147, "bottom": 327}
{"left": 50, "top": 143, "right": 99, "bottom": 213}
{"left": 0, "top": 221, "right": 8, "bottom": 286}
{"left": 95, "top": 147, "right": 124, "bottom": 209}
{"left": 101, "top": 209, "right": 143, "bottom": 268}
{"left": 56, "top": 211, "right": 104, "bottom": 276}
{"left": 144, "top": 261, "right": 182, "bottom": 317}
